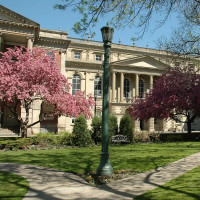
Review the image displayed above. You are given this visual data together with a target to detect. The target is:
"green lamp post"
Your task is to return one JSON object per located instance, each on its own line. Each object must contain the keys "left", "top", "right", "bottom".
{"left": 96, "top": 26, "right": 114, "bottom": 176}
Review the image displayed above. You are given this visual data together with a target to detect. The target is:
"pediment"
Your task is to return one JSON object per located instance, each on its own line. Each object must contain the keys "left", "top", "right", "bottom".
{"left": 111, "top": 55, "right": 169, "bottom": 70}
{"left": 0, "top": 5, "right": 39, "bottom": 27}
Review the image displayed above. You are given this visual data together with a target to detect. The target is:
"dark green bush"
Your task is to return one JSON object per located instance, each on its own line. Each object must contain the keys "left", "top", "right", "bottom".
{"left": 72, "top": 115, "right": 92, "bottom": 147}
{"left": 0, "top": 138, "right": 33, "bottom": 150}
{"left": 90, "top": 116, "right": 102, "bottom": 145}
{"left": 119, "top": 114, "right": 134, "bottom": 142}
{"left": 109, "top": 114, "right": 118, "bottom": 139}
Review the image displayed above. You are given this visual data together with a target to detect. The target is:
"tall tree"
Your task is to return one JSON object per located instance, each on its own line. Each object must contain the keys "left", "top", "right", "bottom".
{"left": 127, "top": 66, "right": 200, "bottom": 134}
{"left": 0, "top": 47, "right": 95, "bottom": 137}
{"left": 54, "top": 0, "right": 199, "bottom": 51}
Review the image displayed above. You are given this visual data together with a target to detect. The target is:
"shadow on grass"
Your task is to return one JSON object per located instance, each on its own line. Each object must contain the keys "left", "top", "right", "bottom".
{"left": 135, "top": 168, "right": 200, "bottom": 200}
{"left": 0, "top": 171, "right": 29, "bottom": 200}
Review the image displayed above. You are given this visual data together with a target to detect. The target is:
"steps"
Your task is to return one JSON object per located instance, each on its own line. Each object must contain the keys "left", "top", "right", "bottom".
{"left": 0, "top": 128, "right": 20, "bottom": 137}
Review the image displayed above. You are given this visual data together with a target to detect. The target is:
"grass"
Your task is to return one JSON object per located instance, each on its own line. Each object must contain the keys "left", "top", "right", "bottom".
{"left": 0, "top": 142, "right": 200, "bottom": 175}
{"left": 135, "top": 165, "right": 200, "bottom": 200}
{"left": 0, "top": 171, "right": 29, "bottom": 200}
{"left": 0, "top": 142, "right": 200, "bottom": 199}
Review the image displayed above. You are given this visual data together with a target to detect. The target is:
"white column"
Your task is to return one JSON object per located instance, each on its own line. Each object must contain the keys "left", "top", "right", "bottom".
{"left": 58, "top": 116, "right": 66, "bottom": 132}
{"left": 148, "top": 75, "right": 154, "bottom": 132}
{"left": 112, "top": 72, "right": 116, "bottom": 102}
{"left": 134, "top": 119, "right": 140, "bottom": 131}
{"left": 135, "top": 74, "right": 139, "bottom": 97}
{"left": 85, "top": 72, "right": 88, "bottom": 96}
{"left": 27, "top": 37, "right": 33, "bottom": 50}
{"left": 150, "top": 75, "right": 153, "bottom": 90}
{"left": 60, "top": 50, "right": 66, "bottom": 76}
{"left": 120, "top": 72, "right": 124, "bottom": 102}
{"left": 31, "top": 100, "right": 42, "bottom": 135}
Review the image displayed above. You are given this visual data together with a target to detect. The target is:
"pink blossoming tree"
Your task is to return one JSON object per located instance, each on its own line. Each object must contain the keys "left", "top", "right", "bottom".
{"left": 127, "top": 66, "right": 200, "bottom": 134}
{"left": 0, "top": 46, "right": 95, "bottom": 137}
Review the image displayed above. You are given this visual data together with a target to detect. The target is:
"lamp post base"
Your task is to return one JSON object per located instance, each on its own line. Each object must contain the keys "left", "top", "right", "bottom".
{"left": 96, "top": 152, "right": 113, "bottom": 176}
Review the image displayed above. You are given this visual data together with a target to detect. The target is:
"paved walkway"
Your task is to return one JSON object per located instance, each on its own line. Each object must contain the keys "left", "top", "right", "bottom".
{"left": 1, "top": 152, "right": 200, "bottom": 200}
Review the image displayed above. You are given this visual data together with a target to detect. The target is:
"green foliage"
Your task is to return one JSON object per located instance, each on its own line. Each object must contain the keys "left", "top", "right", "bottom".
{"left": 72, "top": 115, "right": 92, "bottom": 147}
{"left": 119, "top": 114, "right": 134, "bottom": 142}
{"left": 34, "top": 132, "right": 74, "bottom": 147}
{"left": 0, "top": 132, "right": 74, "bottom": 150}
{"left": 109, "top": 114, "right": 118, "bottom": 139}
{"left": 90, "top": 116, "right": 102, "bottom": 144}
{"left": 0, "top": 171, "right": 29, "bottom": 200}
{"left": 54, "top": 0, "right": 199, "bottom": 56}
{"left": 0, "top": 138, "right": 33, "bottom": 150}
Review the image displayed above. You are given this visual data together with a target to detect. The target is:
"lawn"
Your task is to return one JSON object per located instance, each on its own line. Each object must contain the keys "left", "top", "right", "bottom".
{"left": 1, "top": 142, "right": 200, "bottom": 200}
{"left": 0, "top": 171, "right": 29, "bottom": 200}
{"left": 0, "top": 142, "right": 200, "bottom": 175}
{"left": 135, "top": 165, "right": 200, "bottom": 200}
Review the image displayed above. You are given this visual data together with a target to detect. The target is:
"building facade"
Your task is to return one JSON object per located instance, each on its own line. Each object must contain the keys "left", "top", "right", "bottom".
{"left": 0, "top": 5, "right": 199, "bottom": 137}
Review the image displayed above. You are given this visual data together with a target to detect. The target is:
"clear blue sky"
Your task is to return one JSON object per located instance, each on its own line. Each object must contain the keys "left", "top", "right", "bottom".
{"left": 1, "top": 0, "right": 178, "bottom": 49}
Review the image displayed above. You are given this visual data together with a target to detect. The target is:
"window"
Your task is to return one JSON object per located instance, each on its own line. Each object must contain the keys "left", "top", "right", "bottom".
{"left": 96, "top": 54, "right": 102, "bottom": 61}
{"left": 124, "top": 78, "right": 130, "bottom": 98}
{"left": 139, "top": 79, "right": 144, "bottom": 98}
{"left": 72, "top": 74, "right": 81, "bottom": 95}
{"left": 46, "top": 51, "right": 54, "bottom": 60}
{"left": 74, "top": 52, "right": 81, "bottom": 59}
{"left": 94, "top": 76, "right": 102, "bottom": 97}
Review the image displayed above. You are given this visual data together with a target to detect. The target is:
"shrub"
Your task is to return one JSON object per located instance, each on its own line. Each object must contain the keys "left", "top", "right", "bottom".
{"left": 33, "top": 132, "right": 73, "bottom": 147}
{"left": 134, "top": 131, "right": 150, "bottom": 143}
{"left": 90, "top": 116, "right": 102, "bottom": 145}
{"left": 0, "top": 138, "right": 33, "bottom": 150}
{"left": 119, "top": 114, "right": 134, "bottom": 142}
{"left": 33, "top": 132, "right": 56, "bottom": 146}
{"left": 72, "top": 115, "right": 92, "bottom": 147}
{"left": 109, "top": 114, "right": 118, "bottom": 142}
{"left": 57, "top": 132, "right": 74, "bottom": 146}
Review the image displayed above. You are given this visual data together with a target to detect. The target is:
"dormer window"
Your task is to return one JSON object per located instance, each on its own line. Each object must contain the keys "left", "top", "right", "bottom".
{"left": 74, "top": 52, "right": 81, "bottom": 59}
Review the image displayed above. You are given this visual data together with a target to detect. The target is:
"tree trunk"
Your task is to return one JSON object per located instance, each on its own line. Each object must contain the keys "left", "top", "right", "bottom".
{"left": 187, "top": 121, "right": 192, "bottom": 134}
{"left": 20, "top": 125, "right": 28, "bottom": 138}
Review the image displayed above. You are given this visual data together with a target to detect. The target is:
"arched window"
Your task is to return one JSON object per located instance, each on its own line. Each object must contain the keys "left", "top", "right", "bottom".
{"left": 72, "top": 74, "right": 81, "bottom": 95}
{"left": 139, "top": 79, "right": 144, "bottom": 98}
{"left": 94, "top": 76, "right": 102, "bottom": 97}
{"left": 124, "top": 78, "right": 130, "bottom": 98}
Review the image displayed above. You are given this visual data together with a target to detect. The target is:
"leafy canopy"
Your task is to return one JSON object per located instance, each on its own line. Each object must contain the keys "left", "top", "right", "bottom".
{"left": 54, "top": 0, "right": 200, "bottom": 56}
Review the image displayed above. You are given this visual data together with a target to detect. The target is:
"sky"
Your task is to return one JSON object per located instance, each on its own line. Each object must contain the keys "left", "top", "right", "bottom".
{"left": 1, "top": 0, "right": 179, "bottom": 49}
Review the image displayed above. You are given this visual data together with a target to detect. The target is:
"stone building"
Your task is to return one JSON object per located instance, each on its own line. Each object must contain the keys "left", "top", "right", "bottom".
{"left": 0, "top": 5, "right": 199, "bottom": 136}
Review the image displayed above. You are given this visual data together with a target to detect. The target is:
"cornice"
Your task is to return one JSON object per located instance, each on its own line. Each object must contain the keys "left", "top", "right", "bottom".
{"left": 0, "top": 5, "right": 39, "bottom": 27}
{"left": 0, "top": 19, "right": 39, "bottom": 29}
{"left": 38, "top": 37, "right": 71, "bottom": 45}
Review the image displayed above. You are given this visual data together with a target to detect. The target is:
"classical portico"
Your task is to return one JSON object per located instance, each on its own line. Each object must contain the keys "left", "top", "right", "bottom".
{"left": 109, "top": 56, "right": 170, "bottom": 132}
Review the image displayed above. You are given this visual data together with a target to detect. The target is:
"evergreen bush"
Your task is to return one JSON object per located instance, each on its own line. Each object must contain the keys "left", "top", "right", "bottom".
{"left": 119, "top": 114, "right": 134, "bottom": 142}
{"left": 109, "top": 114, "right": 118, "bottom": 140}
{"left": 90, "top": 116, "right": 102, "bottom": 145}
{"left": 72, "top": 115, "right": 92, "bottom": 147}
